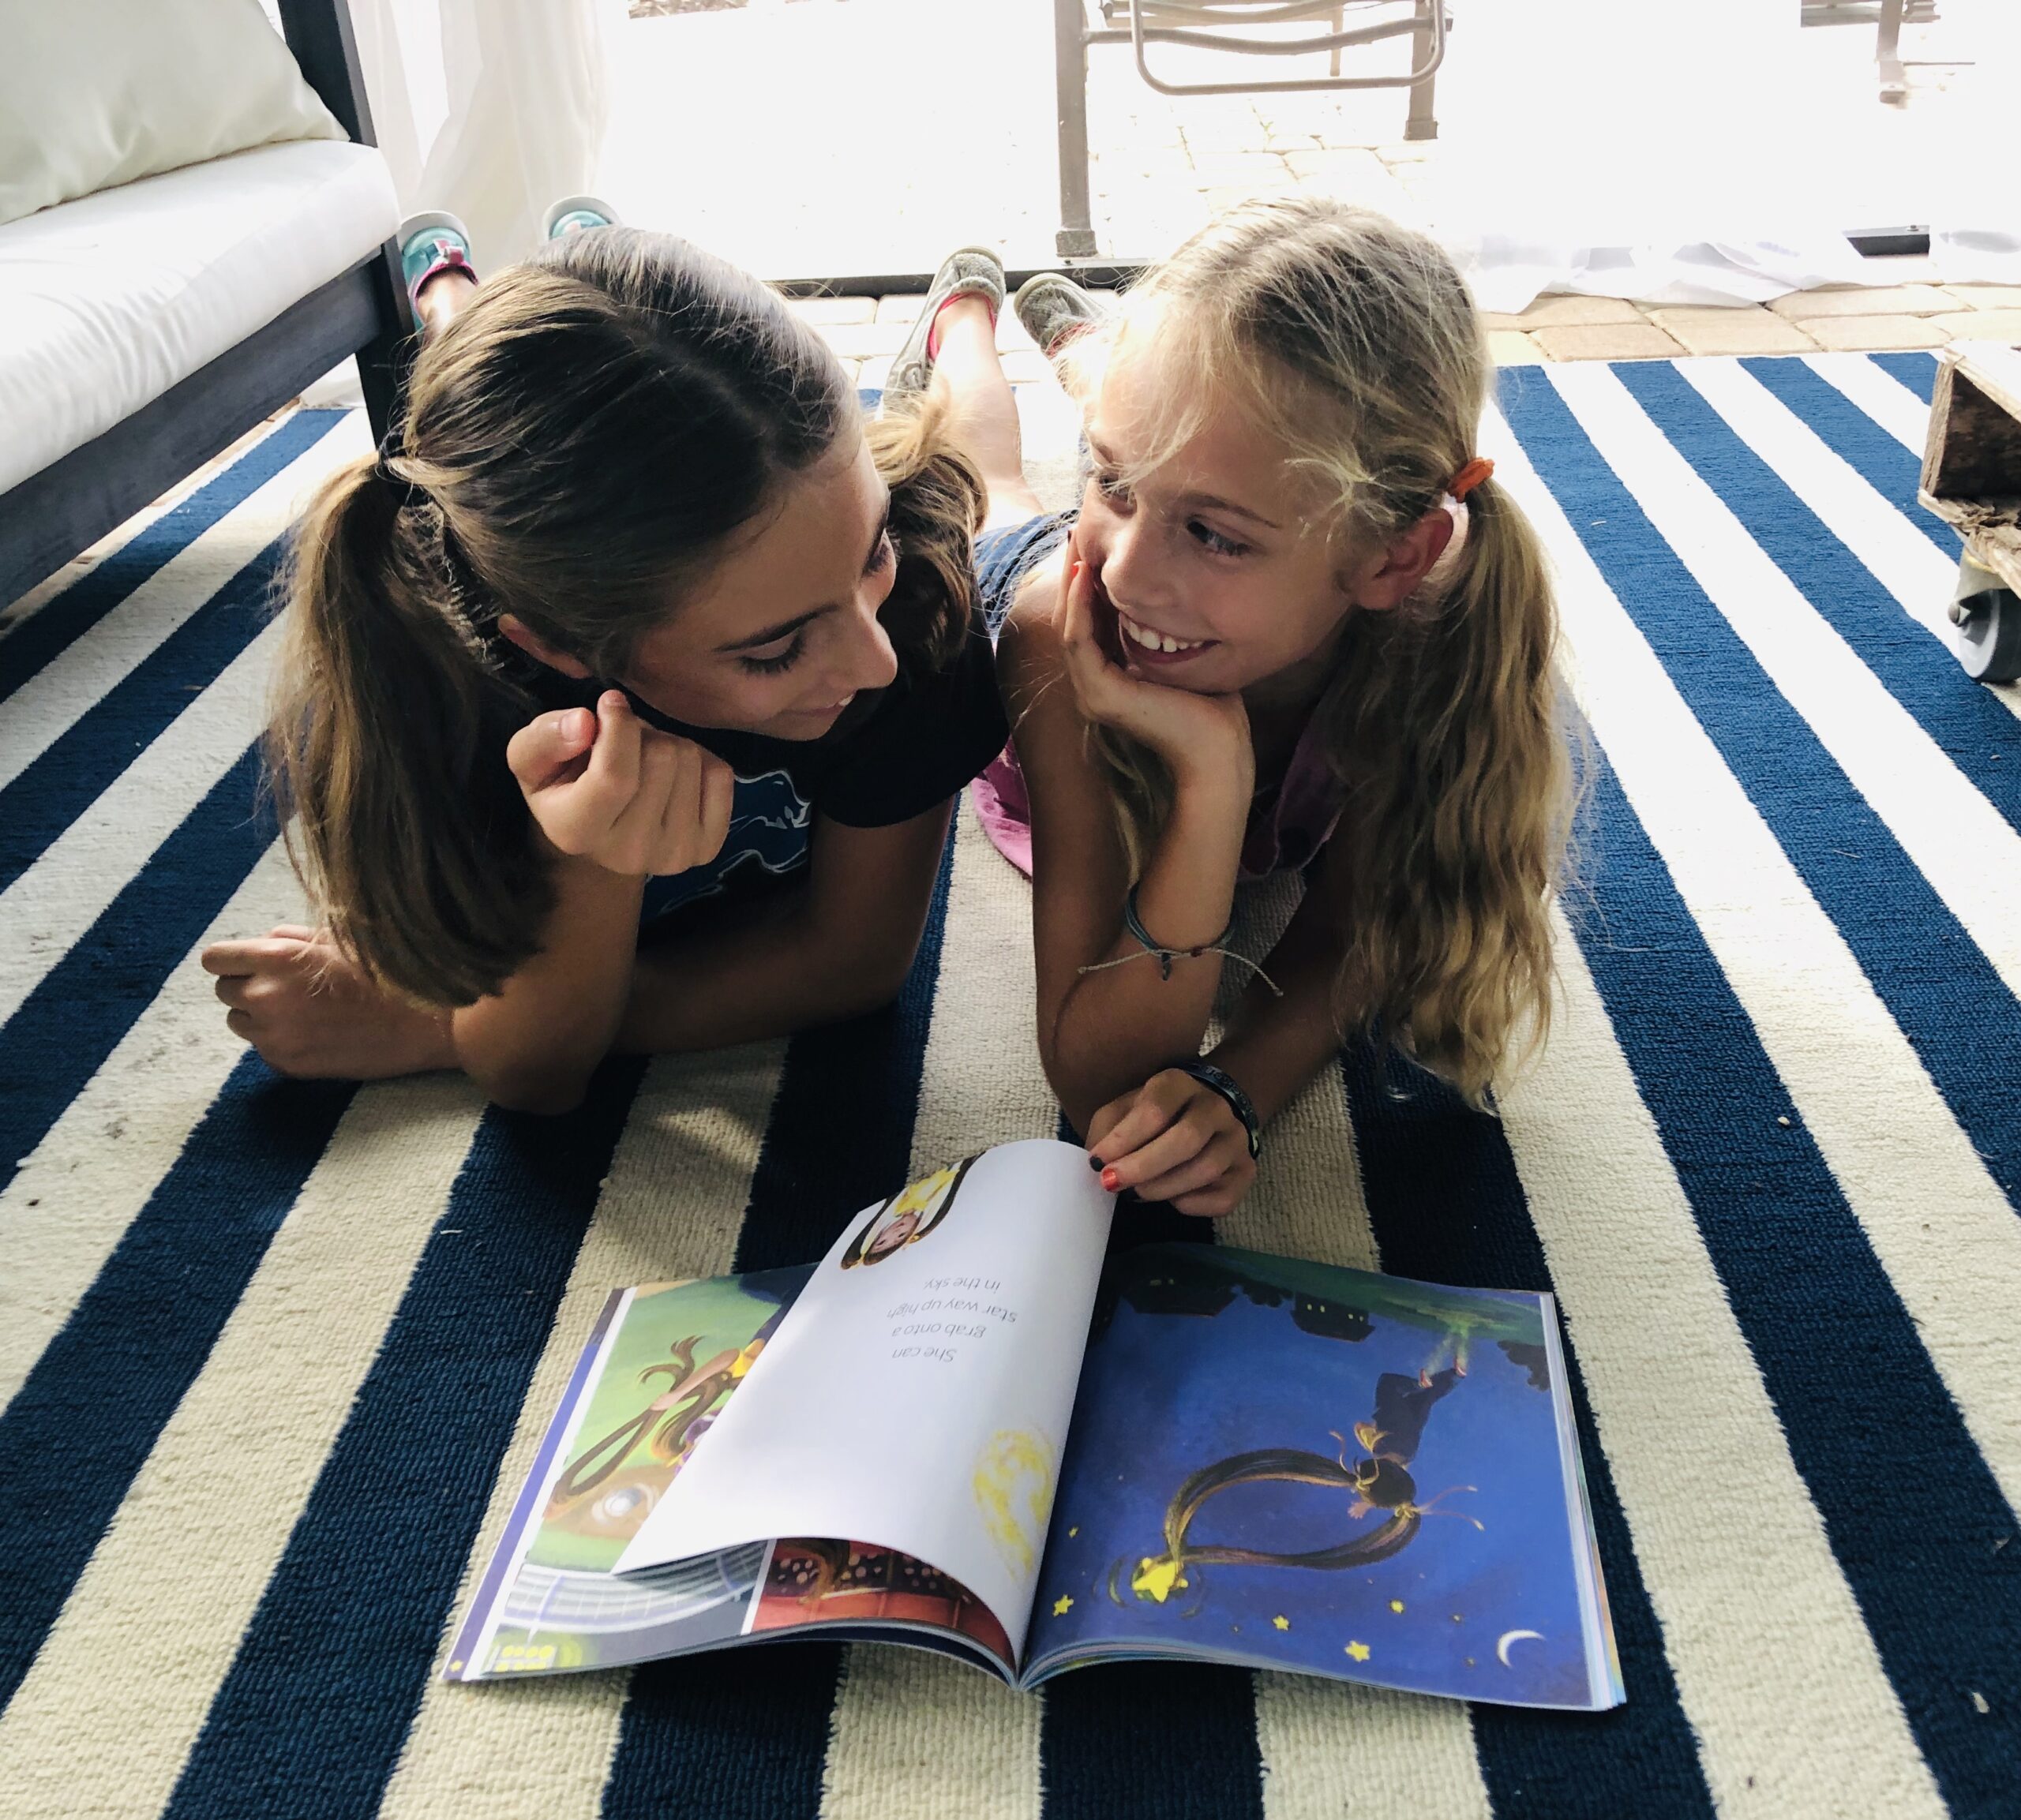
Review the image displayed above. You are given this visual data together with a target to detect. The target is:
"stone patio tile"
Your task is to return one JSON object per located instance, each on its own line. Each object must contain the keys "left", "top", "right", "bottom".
{"left": 1279, "top": 148, "right": 1389, "bottom": 183}
{"left": 1529, "top": 321, "right": 1687, "bottom": 362}
{"left": 1645, "top": 306, "right": 1819, "bottom": 356}
{"left": 1928, "top": 309, "right": 2021, "bottom": 344}
{"left": 869, "top": 298, "right": 1040, "bottom": 354}
{"left": 1946, "top": 285, "right": 2021, "bottom": 312}
{"left": 1485, "top": 295, "right": 1645, "bottom": 330}
{"left": 1000, "top": 348, "right": 1055, "bottom": 386}
{"left": 1799, "top": 313, "right": 1949, "bottom": 351}
{"left": 996, "top": 308, "right": 1038, "bottom": 351}
{"left": 1187, "top": 150, "right": 1295, "bottom": 186}
{"left": 1201, "top": 183, "right": 1304, "bottom": 213}
{"left": 1487, "top": 330, "right": 1547, "bottom": 367}
{"left": 790, "top": 295, "right": 876, "bottom": 324}
{"left": 1174, "top": 114, "right": 1282, "bottom": 155}
{"left": 819, "top": 320, "right": 911, "bottom": 358}
{"left": 1768, "top": 284, "right": 1959, "bottom": 320}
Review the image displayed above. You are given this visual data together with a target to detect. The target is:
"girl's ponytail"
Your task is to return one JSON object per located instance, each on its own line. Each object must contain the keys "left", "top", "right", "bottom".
{"left": 867, "top": 389, "right": 987, "bottom": 673}
{"left": 1333, "top": 471, "right": 1569, "bottom": 1102}
{"left": 268, "top": 459, "right": 549, "bottom": 1007}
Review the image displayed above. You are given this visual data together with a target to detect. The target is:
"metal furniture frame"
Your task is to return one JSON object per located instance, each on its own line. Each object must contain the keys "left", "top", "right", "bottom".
{"left": 1800, "top": 0, "right": 1941, "bottom": 107}
{"left": 1052, "top": 0, "right": 1448, "bottom": 257}
{"left": 0, "top": 0, "right": 413, "bottom": 607}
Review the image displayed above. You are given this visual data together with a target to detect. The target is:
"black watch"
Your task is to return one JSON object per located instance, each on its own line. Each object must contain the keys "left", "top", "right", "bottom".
{"left": 1175, "top": 1062, "right": 1262, "bottom": 1160}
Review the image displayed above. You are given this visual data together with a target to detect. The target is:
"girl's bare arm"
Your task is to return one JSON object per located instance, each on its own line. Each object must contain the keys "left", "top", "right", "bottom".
{"left": 1196, "top": 850, "right": 1356, "bottom": 1125}
{"left": 999, "top": 567, "right": 1252, "bottom": 1135}
{"left": 616, "top": 800, "right": 953, "bottom": 1054}
{"left": 448, "top": 852, "right": 648, "bottom": 1112}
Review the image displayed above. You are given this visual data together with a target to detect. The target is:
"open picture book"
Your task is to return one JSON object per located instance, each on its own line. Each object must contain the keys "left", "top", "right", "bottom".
{"left": 447, "top": 1139, "right": 1623, "bottom": 1709}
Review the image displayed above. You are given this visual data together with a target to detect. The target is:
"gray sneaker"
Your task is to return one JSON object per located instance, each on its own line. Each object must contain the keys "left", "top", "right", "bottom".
{"left": 1014, "top": 272, "right": 1108, "bottom": 361}
{"left": 884, "top": 245, "right": 1007, "bottom": 402}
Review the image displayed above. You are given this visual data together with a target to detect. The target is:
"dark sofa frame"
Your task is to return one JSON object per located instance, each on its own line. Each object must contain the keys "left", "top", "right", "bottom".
{"left": 0, "top": 0, "right": 412, "bottom": 608}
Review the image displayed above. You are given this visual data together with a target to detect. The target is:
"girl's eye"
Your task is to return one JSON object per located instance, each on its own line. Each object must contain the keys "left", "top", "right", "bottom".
{"left": 868, "top": 530, "right": 895, "bottom": 573}
{"left": 737, "top": 632, "right": 806, "bottom": 676}
{"left": 1190, "top": 521, "right": 1249, "bottom": 559}
{"left": 1093, "top": 470, "right": 1134, "bottom": 509}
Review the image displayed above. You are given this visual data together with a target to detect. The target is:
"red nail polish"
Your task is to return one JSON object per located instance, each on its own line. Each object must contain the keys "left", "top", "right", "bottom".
{"left": 1101, "top": 1167, "right": 1120, "bottom": 1193}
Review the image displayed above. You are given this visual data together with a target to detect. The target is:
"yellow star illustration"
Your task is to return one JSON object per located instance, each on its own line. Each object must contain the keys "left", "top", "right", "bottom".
{"left": 1130, "top": 1556, "right": 1187, "bottom": 1603}
{"left": 1389, "top": 1599, "right": 1405, "bottom": 1613}
{"left": 1068, "top": 1526, "right": 1078, "bottom": 1537}
{"left": 1052, "top": 1595, "right": 1074, "bottom": 1616}
{"left": 1344, "top": 1640, "right": 1371, "bottom": 1662}
{"left": 1272, "top": 1615, "right": 1290, "bottom": 1631}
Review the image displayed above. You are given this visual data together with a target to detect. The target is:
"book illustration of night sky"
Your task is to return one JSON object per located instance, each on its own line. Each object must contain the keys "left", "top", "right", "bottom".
{"left": 1036, "top": 1245, "right": 1599, "bottom": 1706}
{"left": 1115, "top": 1365, "right": 1478, "bottom": 1611}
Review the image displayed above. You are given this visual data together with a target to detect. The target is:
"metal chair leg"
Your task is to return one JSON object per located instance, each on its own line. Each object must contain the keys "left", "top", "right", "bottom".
{"left": 1055, "top": 0, "right": 1099, "bottom": 257}
{"left": 1876, "top": 0, "right": 1908, "bottom": 104}
{"left": 1404, "top": 0, "right": 1438, "bottom": 139}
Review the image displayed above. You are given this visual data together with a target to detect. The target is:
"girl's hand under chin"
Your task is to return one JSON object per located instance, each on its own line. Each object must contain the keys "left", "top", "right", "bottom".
{"left": 1086, "top": 1068, "right": 1258, "bottom": 1216}
{"left": 1055, "top": 535, "right": 1251, "bottom": 787}
{"left": 508, "top": 689, "right": 737, "bottom": 878}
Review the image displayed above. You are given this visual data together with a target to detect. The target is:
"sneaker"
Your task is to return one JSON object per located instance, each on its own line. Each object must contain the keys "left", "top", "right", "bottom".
{"left": 397, "top": 210, "right": 478, "bottom": 314}
{"left": 542, "top": 194, "right": 623, "bottom": 238}
{"left": 1014, "top": 272, "right": 1106, "bottom": 361}
{"left": 884, "top": 245, "right": 1007, "bottom": 403}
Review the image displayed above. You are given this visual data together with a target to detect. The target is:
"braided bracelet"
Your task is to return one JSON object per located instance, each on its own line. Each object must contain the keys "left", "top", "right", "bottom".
{"left": 1076, "top": 884, "right": 1283, "bottom": 996}
{"left": 1175, "top": 1061, "right": 1262, "bottom": 1160}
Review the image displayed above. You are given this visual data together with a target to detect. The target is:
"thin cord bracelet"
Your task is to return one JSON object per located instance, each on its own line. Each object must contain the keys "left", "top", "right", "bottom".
{"left": 1175, "top": 1061, "right": 1262, "bottom": 1160}
{"left": 1076, "top": 884, "right": 1283, "bottom": 996}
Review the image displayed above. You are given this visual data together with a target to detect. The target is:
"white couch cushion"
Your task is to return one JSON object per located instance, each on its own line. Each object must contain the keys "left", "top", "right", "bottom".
{"left": 0, "top": 0, "right": 346, "bottom": 228}
{"left": 0, "top": 139, "right": 400, "bottom": 496}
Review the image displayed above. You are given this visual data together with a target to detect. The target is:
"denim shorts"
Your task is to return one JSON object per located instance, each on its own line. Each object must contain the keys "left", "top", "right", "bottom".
{"left": 974, "top": 511, "right": 1075, "bottom": 639}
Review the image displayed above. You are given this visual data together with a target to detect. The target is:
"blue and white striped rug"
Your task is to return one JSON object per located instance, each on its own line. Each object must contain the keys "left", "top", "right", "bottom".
{"left": 2, "top": 353, "right": 2016, "bottom": 1820}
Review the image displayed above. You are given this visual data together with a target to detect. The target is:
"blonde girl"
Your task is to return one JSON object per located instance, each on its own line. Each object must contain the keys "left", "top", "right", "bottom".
{"left": 922, "top": 199, "right": 1571, "bottom": 1215}
{"left": 203, "top": 229, "right": 1004, "bottom": 1113}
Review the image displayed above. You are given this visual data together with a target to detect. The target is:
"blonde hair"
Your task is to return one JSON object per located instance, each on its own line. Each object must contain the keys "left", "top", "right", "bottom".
{"left": 1073, "top": 197, "right": 1572, "bottom": 1103}
{"left": 269, "top": 230, "right": 981, "bottom": 1009}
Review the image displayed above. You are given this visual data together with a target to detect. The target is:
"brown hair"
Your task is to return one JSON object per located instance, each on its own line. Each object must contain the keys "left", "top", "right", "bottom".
{"left": 1069, "top": 198, "right": 1573, "bottom": 1103}
{"left": 269, "top": 229, "right": 982, "bottom": 1009}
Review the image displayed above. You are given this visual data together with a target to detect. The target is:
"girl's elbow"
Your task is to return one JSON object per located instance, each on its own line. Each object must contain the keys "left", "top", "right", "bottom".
{"left": 836, "top": 953, "right": 913, "bottom": 1020}
{"left": 463, "top": 1051, "right": 597, "bottom": 1116}
{"left": 838, "top": 929, "right": 925, "bottom": 1016}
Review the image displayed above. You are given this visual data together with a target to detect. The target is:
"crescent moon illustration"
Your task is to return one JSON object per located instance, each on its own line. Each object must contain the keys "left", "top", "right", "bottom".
{"left": 1495, "top": 1628, "right": 1545, "bottom": 1667}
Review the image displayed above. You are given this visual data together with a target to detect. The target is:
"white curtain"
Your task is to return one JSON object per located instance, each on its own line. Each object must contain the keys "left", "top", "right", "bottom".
{"left": 347, "top": 0, "right": 626, "bottom": 267}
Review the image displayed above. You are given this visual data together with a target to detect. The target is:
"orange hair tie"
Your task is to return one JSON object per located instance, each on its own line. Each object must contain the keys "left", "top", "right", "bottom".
{"left": 1447, "top": 457, "right": 1494, "bottom": 500}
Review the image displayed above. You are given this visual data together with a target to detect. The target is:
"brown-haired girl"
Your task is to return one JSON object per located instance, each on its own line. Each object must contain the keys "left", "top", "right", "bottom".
{"left": 924, "top": 199, "right": 1573, "bottom": 1215}
{"left": 202, "top": 227, "right": 1005, "bottom": 1114}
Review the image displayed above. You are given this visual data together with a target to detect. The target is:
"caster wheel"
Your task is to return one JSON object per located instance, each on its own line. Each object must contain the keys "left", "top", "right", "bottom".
{"left": 1952, "top": 585, "right": 2021, "bottom": 683}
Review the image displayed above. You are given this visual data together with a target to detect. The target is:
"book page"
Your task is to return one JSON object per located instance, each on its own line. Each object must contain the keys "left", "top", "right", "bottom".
{"left": 445, "top": 1271, "right": 1019, "bottom": 1682}
{"left": 1023, "top": 1245, "right": 1622, "bottom": 1710}
{"left": 614, "top": 1140, "right": 1114, "bottom": 1659}
{"left": 446, "top": 1270, "right": 808, "bottom": 1680}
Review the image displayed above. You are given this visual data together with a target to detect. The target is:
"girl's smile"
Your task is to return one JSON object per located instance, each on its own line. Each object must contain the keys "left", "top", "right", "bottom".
{"left": 1113, "top": 607, "right": 1218, "bottom": 666}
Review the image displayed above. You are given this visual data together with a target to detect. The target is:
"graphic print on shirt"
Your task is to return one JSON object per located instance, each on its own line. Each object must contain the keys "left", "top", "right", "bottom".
{"left": 639, "top": 768, "right": 812, "bottom": 922}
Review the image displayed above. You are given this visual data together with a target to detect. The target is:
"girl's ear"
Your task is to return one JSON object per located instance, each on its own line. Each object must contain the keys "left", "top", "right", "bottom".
{"left": 496, "top": 612, "right": 594, "bottom": 679}
{"left": 1343, "top": 507, "right": 1456, "bottom": 613}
